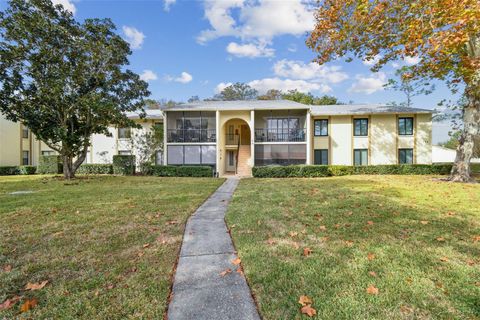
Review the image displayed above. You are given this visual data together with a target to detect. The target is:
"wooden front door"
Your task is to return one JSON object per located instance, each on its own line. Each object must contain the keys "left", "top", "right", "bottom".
{"left": 240, "top": 125, "right": 250, "bottom": 145}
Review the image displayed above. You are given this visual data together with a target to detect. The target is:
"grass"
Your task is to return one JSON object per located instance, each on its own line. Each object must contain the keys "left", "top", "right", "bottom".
{"left": 226, "top": 175, "right": 480, "bottom": 319}
{"left": 0, "top": 175, "right": 223, "bottom": 319}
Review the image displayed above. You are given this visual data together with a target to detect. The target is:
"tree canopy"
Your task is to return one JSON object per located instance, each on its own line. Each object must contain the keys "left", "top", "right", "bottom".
{"left": 307, "top": 0, "right": 480, "bottom": 182}
{"left": 215, "top": 82, "right": 258, "bottom": 101}
{"left": 0, "top": 0, "right": 149, "bottom": 178}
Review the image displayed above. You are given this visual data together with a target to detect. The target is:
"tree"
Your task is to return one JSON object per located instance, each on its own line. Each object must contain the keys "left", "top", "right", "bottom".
{"left": 258, "top": 89, "right": 282, "bottom": 100}
{"left": 0, "top": 0, "right": 149, "bottom": 179}
{"left": 216, "top": 82, "right": 258, "bottom": 101}
{"left": 188, "top": 95, "right": 200, "bottom": 103}
{"left": 312, "top": 95, "right": 342, "bottom": 105}
{"left": 384, "top": 67, "right": 435, "bottom": 107}
{"left": 307, "top": 0, "right": 480, "bottom": 182}
{"left": 441, "top": 131, "right": 480, "bottom": 158}
{"left": 281, "top": 90, "right": 341, "bottom": 105}
{"left": 129, "top": 123, "right": 164, "bottom": 173}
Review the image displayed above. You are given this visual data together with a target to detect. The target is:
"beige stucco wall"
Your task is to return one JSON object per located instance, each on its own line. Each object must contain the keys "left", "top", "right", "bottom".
{"left": 330, "top": 116, "right": 352, "bottom": 165}
{"left": 416, "top": 113, "right": 432, "bottom": 164}
{"left": 370, "top": 115, "right": 396, "bottom": 165}
{"left": 0, "top": 114, "right": 21, "bottom": 166}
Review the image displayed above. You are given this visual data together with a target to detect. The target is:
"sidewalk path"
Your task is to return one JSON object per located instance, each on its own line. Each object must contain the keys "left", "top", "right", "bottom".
{"left": 167, "top": 178, "right": 261, "bottom": 320}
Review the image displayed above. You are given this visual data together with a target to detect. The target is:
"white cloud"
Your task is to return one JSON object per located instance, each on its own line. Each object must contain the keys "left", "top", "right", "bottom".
{"left": 348, "top": 72, "right": 387, "bottom": 95}
{"left": 215, "top": 82, "right": 233, "bottom": 94}
{"left": 166, "top": 72, "right": 193, "bottom": 84}
{"left": 122, "top": 26, "right": 145, "bottom": 50}
{"left": 391, "top": 62, "right": 401, "bottom": 68}
{"left": 51, "top": 0, "right": 76, "bottom": 14}
{"left": 226, "top": 41, "right": 274, "bottom": 58}
{"left": 164, "top": 0, "right": 176, "bottom": 11}
{"left": 362, "top": 54, "right": 382, "bottom": 66}
{"left": 404, "top": 56, "right": 421, "bottom": 65}
{"left": 140, "top": 70, "right": 158, "bottom": 82}
{"left": 197, "top": 0, "right": 314, "bottom": 44}
{"left": 248, "top": 78, "right": 331, "bottom": 94}
{"left": 273, "top": 59, "right": 349, "bottom": 83}
{"left": 287, "top": 44, "right": 297, "bottom": 52}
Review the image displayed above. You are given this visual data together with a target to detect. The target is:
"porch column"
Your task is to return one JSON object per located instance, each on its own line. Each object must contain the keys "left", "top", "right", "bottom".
{"left": 250, "top": 110, "right": 255, "bottom": 167}
{"left": 163, "top": 112, "right": 168, "bottom": 165}
{"left": 216, "top": 110, "right": 220, "bottom": 175}
{"left": 306, "top": 111, "right": 312, "bottom": 165}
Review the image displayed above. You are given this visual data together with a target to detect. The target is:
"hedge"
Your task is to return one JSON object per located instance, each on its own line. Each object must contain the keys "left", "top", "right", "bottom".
{"left": 150, "top": 165, "right": 213, "bottom": 177}
{"left": 76, "top": 164, "right": 113, "bottom": 175}
{"left": 112, "top": 155, "right": 136, "bottom": 175}
{"left": 38, "top": 155, "right": 63, "bottom": 174}
{"left": 252, "top": 164, "right": 454, "bottom": 178}
{"left": 0, "top": 166, "right": 37, "bottom": 175}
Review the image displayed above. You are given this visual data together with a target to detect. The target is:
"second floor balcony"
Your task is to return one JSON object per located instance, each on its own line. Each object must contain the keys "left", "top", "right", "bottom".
{"left": 254, "top": 128, "right": 306, "bottom": 142}
{"left": 167, "top": 129, "right": 216, "bottom": 143}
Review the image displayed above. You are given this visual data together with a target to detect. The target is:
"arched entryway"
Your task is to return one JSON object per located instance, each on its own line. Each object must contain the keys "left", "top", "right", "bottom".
{"left": 222, "top": 118, "right": 251, "bottom": 176}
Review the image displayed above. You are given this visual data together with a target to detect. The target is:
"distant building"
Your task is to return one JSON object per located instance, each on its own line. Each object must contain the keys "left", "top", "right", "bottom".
{"left": 432, "top": 145, "right": 480, "bottom": 163}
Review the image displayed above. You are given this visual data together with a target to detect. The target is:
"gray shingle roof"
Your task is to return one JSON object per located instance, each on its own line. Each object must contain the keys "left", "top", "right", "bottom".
{"left": 161, "top": 100, "right": 310, "bottom": 111}
{"left": 310, "top": 104, "right": 433, "bottom": 116}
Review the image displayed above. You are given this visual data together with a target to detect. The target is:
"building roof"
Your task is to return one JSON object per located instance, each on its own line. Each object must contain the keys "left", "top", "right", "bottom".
{"left": 161, "top": 100, "right": 310, "bottom": 111}
{"left": 126, "top": 109, "right": 163, "bottom": 120}
{"left": 310, "top": 104, "right": 433, "bottom": 116}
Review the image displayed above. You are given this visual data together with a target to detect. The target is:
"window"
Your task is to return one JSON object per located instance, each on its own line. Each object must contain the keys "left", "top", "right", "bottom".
{"left": 314, "top": 119, "right": 328, "bottom": 136}
{"left": 399, "top": 149, "right": 414, "bottom": 164}
{"left": 22, "top": 151, "right": 29, "bottom": 165}
{"left": 22, "top": 126, "right": 29, "bottom": 139}
{"left": 118, "top": 150, "right": 131, "bottom": 155}
{"left": 118, "top": 127, "right": 131, "bottom": 139}
{"left": 314, "top": 149, "right": 328, "bottom": 165}
{"left": 354, "top": 149, "right": 368, "bottom": 166}
{"left": 167, "top": 145, "right": 216, "bottom": 165}
{"left": 353, "top": 119, "right": 368, "bottom": 136}
{"left": 254, "top": 144, "right": 306, "bottom": 166}
{"left": 42, "top": 150, "right": 54, "bottom": 156}
{"left": 398, "top": 117, "right": 414, "bottom": 135}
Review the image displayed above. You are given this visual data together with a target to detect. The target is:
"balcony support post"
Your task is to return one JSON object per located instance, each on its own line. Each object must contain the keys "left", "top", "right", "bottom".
{"left": 163, "top": 112, "right": 168, "bottom": 165}
{"left": 306, "top": 111, "right": 312, "bottom": 165}
{"left": 250, "top": 110, "right": 255, "bottom": 167}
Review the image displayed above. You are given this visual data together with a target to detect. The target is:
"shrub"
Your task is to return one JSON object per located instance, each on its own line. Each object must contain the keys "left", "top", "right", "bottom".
{"left": 252, "top": 164, "right": 454, "bottom": 178}
{"left": 18, "top": 165, "right": 37, "bottom": 175}
{"left": 150, "top": 165, "right": 213, "bottom": 177}
{"left": 77, "top": 164, "right": 113, "bottom": 175}
{"left": 112, "top": 155, "right": 136, "bottom": 175}
{"left": 0, "top": 166, "right": 19, "bottom": 175}
{"left": 38, "top": 155, "right": 63, "bottom": 174}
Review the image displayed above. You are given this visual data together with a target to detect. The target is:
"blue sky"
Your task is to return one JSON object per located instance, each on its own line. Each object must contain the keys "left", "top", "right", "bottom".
{"left": 0, "top": 0, "right": 457, "bottom": 143}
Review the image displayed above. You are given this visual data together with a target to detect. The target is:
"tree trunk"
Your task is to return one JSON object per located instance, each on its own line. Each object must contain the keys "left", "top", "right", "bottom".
{"left": 63, "top": 155, "right": 75, "bottom": 180}
{"left": 449, "top": 82, "right": 480, "bottom": 182}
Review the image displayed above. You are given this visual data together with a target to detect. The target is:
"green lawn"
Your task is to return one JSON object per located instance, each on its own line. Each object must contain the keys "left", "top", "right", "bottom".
{"left": 226, "top": 176, "right": 480, "bottom": 319}
{"left": 0, "top": 175, "right": 223, "bottom": 319}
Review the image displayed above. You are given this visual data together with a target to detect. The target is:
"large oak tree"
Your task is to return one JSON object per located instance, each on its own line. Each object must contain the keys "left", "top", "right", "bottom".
{"left": 307, "top": 0, "right": 479, "bottom": 182}
{"left": 0, "top": 0, "right": 149, "bottom": 179}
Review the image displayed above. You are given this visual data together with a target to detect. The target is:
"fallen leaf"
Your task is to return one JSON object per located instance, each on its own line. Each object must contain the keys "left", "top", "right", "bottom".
{"left": 319, "top": 225, "right": 327, "bottom": 231}
{"left": 334, "top": 224, "right": 341, "bottom": 229}
{"left": 344, "top": 240, "right": 354, "bottom": 247}
{"left": 137, "top": 252, "right": 144, "bottom": 257}
{"left": 298, "top": 295, "right": 312, "bottom": 306}
{"left": 300, "top": 305, "right": 317, "bottom": 317}
{"left": 366, "top": 285, "right": 379, "bottom": 295}
{"left": 367, "top": 253, "right": 375, "bottom": 261}
{"left": 3, "top": 265, "right": 12, "bottom": 272}
{"left": 266, "top": 238, "right": 276, "bottom": 245}
{"left": 232, "top": 258, "right": 241, "bottom": 265}
{"left": 0, "top": 296, "right": 21, "bottom": 310}
{"left": 303, "top": 248, "right": 312, "bottom": 257}
{"left": 236, "top": 267, "right": 243, "bottom": 275}
{"left": 440, "top": 257, "right": 449, "bottom": 262}
{"left": 345, "top": 211, "right": 353, "bottom": 216}
{"left": 368, "top": 271, "right": 377, "bottom": 277}
{"left": 220, "top": 268, "right": 232, "bottom": 277}
{"left": 367, "top": 221, "right": 374, "bottom": 225}
{"left": 467, "top": 260, "right": 475, "bottom": 266}
{"left": 420, "top": 220, "right": 429, "bottom": 225}
{"left": 142, "top": 243, "right": 150, "bottom": 248}
{"left": 446, "top": 211, "right": 456, "bottom": 216}
{"left": 20, "top": 298, "right": 38, "bottom": 313}
{"left": 436, "top": 237, "right": 445, "bottom": 242}
{"left": 473, "top": 235, "right": 480, "bottom": 243}
{"left": 165, "top": 220, "right": 178, "bottom": 225}
{"left": 107, "top": 284, "right": 115, "bottom": 290}
{"left": 289, "top": 231, "right": 298, "bottom": 237}
{"left": 292, "top": 242, "right": 300, "bottom": 249}
{"left": 25, "top": 280, "right": 48, "bottom": 291}
{"left": 400, "top": 305, "right": 413, "bottom": 314}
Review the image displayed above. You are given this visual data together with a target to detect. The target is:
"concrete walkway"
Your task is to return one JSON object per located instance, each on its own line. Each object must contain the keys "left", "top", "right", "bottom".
{"left": 167, "top": 178, "right": 261, "bottom": 320}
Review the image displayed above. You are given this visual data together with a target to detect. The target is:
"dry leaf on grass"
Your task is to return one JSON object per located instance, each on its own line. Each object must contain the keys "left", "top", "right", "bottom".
{"left": 0, "top": 296, "right": 21, "bottom": 310}
{"left": 142, "top": 243, "right": 150, "bottom": 248}
{"left": 440, "top": 257, "right": 449, "bottom": 262}
{"left": 220, "top": 268, "right": 232, "bottom": 277}
{"left": 367, "top": 221, "right": 374, "bottom": 225}
{"left": 319, "top": 225, "right": 327, "bottom": 231}
{"left": 368, "top": 271, "right": 377, "bottom": 277}
{"left": 20, "top": 298, "right": 38, "bottom": 313}
{"left": 344, "top": 240, "right": 354, "bottom": 247}
{"left": 420, "top": 220, "right": 429, "bottom": 225}
{"left": 473, "top": 235, "right": 480, "bottom": 243}
{"left": 366, "top": 285, "right": 379, "bottom": 295}
{"left": 367, "top": 253, "right": 375, "bottom": 261}
{"left": 300, "top": 305, "right": 317, "bottom": 317}
{"left": 289, "top": 231, "right": 298, "bottom": 237}
{"left": 25, "top": 280, "right": 48, "bottom": 291}
{"left": 232, "top": 258, "right": 241, "bottom": 265}
{"left": 436, "top": 237, "right": 445, "bottom": 242}
{"left": 303, "top": 248, "right": 312, "bottom": 257}
{"left": 2, "top": 265, "right": 12, "bottom": 272}
{"left": 298, "top": 295, "right": 312, "bottom": 306}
